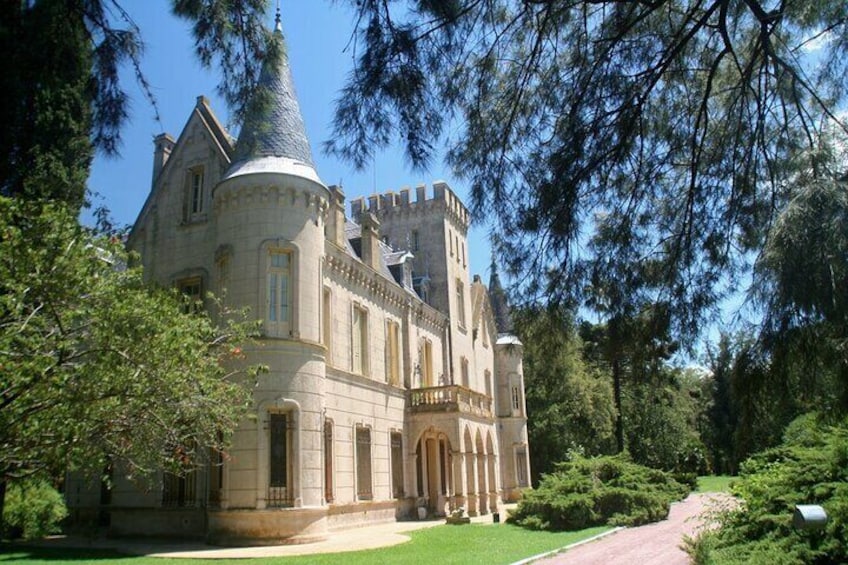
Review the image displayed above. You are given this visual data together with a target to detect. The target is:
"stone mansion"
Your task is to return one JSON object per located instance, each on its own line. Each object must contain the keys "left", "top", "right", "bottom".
{"left": 66, "top": 17, "right": 530, "bottom": 545}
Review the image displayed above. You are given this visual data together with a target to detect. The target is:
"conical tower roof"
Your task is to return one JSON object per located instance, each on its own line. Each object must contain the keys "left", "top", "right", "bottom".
{"left": 488, "top": 259, "right": 513, "bottom": 334}
{"left": 225, "top": 12, "right": 317, "bottom": 180}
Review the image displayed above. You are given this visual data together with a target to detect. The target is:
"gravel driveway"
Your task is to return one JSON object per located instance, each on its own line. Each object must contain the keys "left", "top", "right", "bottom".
{"left": 532, "top": 493, "right": 734, "bottom": 565}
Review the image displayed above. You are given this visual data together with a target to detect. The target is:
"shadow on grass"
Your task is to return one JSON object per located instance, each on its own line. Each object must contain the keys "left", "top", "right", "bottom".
{"left": 1, "top": 544, "right": 137, "bottom": 563}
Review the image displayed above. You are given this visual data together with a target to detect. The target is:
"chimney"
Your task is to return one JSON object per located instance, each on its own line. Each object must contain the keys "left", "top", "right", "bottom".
{"left": 327, "top": 185, "right": 346, "bottom": 247}
{"left": 360, "top": 212, "right": 382, "bottom": 271}
{"left": 152, "top": 133, "right": 176, "bottom": 187}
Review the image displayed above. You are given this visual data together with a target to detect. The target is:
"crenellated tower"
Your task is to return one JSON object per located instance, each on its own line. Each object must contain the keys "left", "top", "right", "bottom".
{"left": 349, "top": 182, "right": 472, "bottom": 385}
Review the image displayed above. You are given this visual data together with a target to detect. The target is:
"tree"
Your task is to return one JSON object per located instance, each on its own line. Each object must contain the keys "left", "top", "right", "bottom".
{"left": 328, "top": 0, "right": 848, "bottom": 339}
{"left": 0, "top": 0, "right": 270, "bottom": 213}
{"left": 579, "top": 304, "right": 677, "bottom": 453}
{"left": 0, "top": 198, "right": 263, "bottom": 527}
{"left": 513, "top": 306, "right": 616, "bottom": 483}
{"left": 0, "top": 0, "right": 277, "bottom": 535}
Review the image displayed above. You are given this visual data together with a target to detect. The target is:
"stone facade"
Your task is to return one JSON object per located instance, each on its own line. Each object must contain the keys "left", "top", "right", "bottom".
{"left": 65, "top": 18, "right": 531, "bottom": 545}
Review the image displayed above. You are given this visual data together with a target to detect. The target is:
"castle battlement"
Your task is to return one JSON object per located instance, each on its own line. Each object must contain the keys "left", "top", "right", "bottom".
{"left": 349, "top": 181, "right": 470, "bottom": 229}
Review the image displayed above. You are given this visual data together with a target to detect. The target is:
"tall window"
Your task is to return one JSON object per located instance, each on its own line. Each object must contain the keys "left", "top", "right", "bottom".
{"left": 323, "top": 287, "right": 332, "bottom": 362}
{"left": 209, "top": 445, "right": 224, "bottom": 506}
{"left": 267, "top": 250, "right": 292, "bottom": 334}
{"left": 217, "top": 256, "right": 230, "bottom": 303}
{"left": 268, "top": 412, "right": 291, "bottom": 507}
{"left": 511, "top": 385, "right": 522, "bottom": 414}
{"left": 352, "top": 304, "right": 369, "bottom": 375}
{"left": 421, "top": 339, "right": 433, "bottom": 387}
{"left": 184, "top": 166, "right": 205, "bottom": 222}
{"left": 456, "top": 280, "right": 466, "bottom": 328}
{"left": 411, "top": 230, "right": 419, "bottom": 251}
{"left": 386, "top": 320, "right": 400, "bottom": 385}
{"left": 324, "top": 420, "right": 334, "bottom": 503}
{"left": 516, "top": 448, "right": 529, "bottom": 487}
{"left": 390, "top": 432, "right": 404, "bottom": 498}
{"left": 356, "top": 427, "right": 373, "bottom": 500}
{"left": 162, "top": 469, "right": 196, "bottom": 507}
{"left": 178, "top": 277, "right": 202, "bottom": 314}
{"left": 484, "top": 369, "right": 492, "bottom": 397}
{"left": 191, "top": 169, "right": 204, "bottom": 214}
{"left": 461, "top": 357, "right": 469, "bottom": 388}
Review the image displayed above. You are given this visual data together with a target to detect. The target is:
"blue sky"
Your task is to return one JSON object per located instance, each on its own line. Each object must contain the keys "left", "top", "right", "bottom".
{"left": 87, "top": 1, "right": 495, "bottom": 281}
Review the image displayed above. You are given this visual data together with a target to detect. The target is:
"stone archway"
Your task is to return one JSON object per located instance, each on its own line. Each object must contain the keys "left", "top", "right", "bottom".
{"left": 463, "top": 426, "right": 477, "bottom": 515}
{"left": 475, "top": 430, "right": 487, "bottom": 515}
{"left": 415, "top": 428, "right": 453, "bottom": 516}
{"left": 486, "top": 431, "right": 498, "bottom": 513}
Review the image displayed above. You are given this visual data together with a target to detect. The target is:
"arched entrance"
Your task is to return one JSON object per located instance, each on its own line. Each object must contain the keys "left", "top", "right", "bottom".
{"left": 415, "top": 428, "right": 452, "bottom": 516}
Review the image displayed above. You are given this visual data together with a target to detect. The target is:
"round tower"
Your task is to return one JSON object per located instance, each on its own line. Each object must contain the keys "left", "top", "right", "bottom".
{"left": 208, "top": 11, "right": 330, "bottom": 544}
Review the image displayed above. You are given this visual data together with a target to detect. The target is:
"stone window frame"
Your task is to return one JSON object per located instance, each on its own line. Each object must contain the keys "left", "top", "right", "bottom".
{"left": 324, "top": 418, "right": 334, "bottom": 503}
{"left": 258, "top": 399, "right": 300, "bottom": 509}
{"left": 355, "top": 424, "right": 373, "bottom": 501}
{"left": 389, "top": 430, "right": 404, "bottom": 499}
{"left": 259, "top": 239, "right": 299, "bottom": 339}
{"left": 323, "top": 286, "right": 333, "bottom": 364}
{"left": 420, "top": 337, "right": 434, "bottom": 387}
{"left": 183, "top": 164, "right": 207, "bottom": 224}
{"left": 351, "top": 302, "right": 370, "bottom": 376}
{"left": 385, "top": 318, "right": 401, "bottom": 386}
{"left": 455, "top": 279, "right": 467, "bottom": 330}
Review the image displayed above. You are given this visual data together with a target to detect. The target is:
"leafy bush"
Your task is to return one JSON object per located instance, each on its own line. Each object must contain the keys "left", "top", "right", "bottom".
{"left": 689, "top": 414, "right": 848, "bottom": 564}
{"left": 3, "top": 478, "right": 68, "bottom": 540}
{"left": 508, "top": 454, "right": 690, "bottom": 531}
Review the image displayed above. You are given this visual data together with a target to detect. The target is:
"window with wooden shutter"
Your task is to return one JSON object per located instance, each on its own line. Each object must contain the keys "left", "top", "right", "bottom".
{"left": 356, "top": 427, "right": 372, "bottom": 499}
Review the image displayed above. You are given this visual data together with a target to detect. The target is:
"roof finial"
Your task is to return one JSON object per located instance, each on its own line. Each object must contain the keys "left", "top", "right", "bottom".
{"left": 274, "top": 1, "right": 282, "bottom": 34}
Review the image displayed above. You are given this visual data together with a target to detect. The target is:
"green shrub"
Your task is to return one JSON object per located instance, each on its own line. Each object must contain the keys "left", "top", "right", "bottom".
{"left": 689, "top": 414, "right": 848, "bottom": 564}
{"left": 3, "top": 478, "right": 68, "bottom": 540}
{"left": 508, "top": 454, "right": 690, "bottom": 531}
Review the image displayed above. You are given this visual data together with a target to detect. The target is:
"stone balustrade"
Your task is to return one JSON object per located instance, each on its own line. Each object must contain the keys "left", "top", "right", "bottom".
{"left": 408, "top": 385, "right": 492, "bottom": 418}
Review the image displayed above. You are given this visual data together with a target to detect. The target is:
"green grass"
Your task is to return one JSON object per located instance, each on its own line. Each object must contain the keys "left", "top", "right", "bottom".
{"left": 695, "top": 475, "right": 734, "bottom": 493}
{"left": 1, "top": 523, "right": 611, "bottom": 565}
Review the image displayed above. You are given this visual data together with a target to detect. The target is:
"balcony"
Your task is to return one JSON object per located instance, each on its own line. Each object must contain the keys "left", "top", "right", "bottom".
{"left": 408, "top": 385, "right": 492, "bottom": 419}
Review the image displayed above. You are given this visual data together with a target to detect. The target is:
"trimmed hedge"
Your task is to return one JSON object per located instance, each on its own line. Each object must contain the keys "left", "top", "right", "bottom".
{"left": 508, "top": 454, "right": 690, "bottom": 531}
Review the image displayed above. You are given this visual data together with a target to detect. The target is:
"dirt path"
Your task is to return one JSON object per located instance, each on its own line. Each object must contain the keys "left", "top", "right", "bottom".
{"left": 532, "top": 493, "right": 733, "bottom": 565}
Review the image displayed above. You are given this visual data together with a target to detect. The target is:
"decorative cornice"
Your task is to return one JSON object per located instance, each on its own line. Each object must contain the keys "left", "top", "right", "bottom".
{"left": 213, "top": 183, "right": 327, "bottom": 215}
{"left": 324, "top": 245, "right": 448, "bottom": 330}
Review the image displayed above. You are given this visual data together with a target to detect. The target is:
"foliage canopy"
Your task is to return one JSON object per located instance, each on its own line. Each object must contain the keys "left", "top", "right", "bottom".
{"left": 0, "top": 198, "right": 262, "bottom": 484}
{"left": 329, "top": 0, "right": 848, "bottom": 340}
{"left": 690, "top": 414, "right": 848, "bottom": 564}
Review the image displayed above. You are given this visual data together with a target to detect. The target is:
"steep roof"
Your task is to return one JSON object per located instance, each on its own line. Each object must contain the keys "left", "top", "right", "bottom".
{"left": 488, "top": 260, "right": 513, "bottom": 334}
{"left": 225, "top": 14, "right": 315, "bottom": 178}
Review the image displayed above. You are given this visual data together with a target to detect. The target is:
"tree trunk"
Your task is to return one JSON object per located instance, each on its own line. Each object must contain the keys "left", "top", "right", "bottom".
{"left": 0, "top": 478, "right": 6, "bottom": 538}
{"left": 612, "top": 356, "right": 624, "bottom": 453}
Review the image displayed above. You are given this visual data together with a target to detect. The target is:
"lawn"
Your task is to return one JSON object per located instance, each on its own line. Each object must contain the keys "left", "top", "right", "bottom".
{"left": 1, "top": 523, "right": 611, "bottom": 565}
{"left": 695, "top": 475, "right": 734, "bottom": 494}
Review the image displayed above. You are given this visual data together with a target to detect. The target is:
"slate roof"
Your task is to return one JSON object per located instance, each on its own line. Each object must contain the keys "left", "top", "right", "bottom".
{"left": 488, "top": 261, "right": 513, "bottom": 334}
{"left": 229, "top": 20, "right": 314, "bottom": 170}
